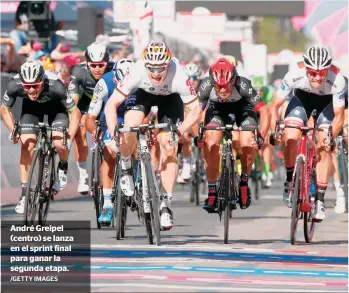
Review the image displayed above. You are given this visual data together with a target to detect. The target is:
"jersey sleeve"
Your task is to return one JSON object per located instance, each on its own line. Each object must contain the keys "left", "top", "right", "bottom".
{"left": 332, "top": 74, "right": 346, "bottom": 108}
{"left": 68, "top": 65, "right": 83, "bottom": 98}
{"left": 116, "top": 61, "right": 142, "bottom": 97}
{"left": 88, "top": 78, "right": 108, "bottom": 117}
{"left": 52, "top": 79, "right": 76, "bottom": 112}
{"left": 235, "top": 76, "right": 265, "bottom": 111}
{"left": 276, "top": 70, "right": 297, "bottom": 99}
{"left": 1, "top": 78, "right": 22, "bottom": 109}
{"left": 197, "top": 77, "right": 213, "bottom": 109}
{"left": 173, "top": 66, "right": 199, "bottom": 109}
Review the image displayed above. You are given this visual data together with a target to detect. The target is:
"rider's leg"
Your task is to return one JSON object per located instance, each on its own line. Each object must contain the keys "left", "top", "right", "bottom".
{"left": 150, "top": 138, "right": 160, "bottom": 171}
{"left": 73, "top": 114, "right": 89, "bottom": 193}
{"left": 312, "top": 104, "right": 336, "bottom": 220}
{"left": 51, "top": 111, "right": 70, "bottom": 192}
{"left": 202, "top": 107, "right": 223, "bottom": 210}
{"left": 180, "top": 133, "right": 192, "bottom": 180}
{"left": 282, "top": 97, "right": 305, "bottom": 207}
{"left": 332, "top": 149, "right": 346, "bottom": 214}
{"left": 119, "top": 90, "right": 149, "bottom": 197}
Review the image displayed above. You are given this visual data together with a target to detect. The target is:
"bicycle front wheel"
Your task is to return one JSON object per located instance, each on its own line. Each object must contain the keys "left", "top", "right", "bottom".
{"left": 93, "top": 145, "right": 104, "bottom": 229}
{"left": 339, "top": 143, "right": 348, "bottom": 211}
{"left": 223, "top": 157, "right": 233, "bottom": 244}
{"left": 290, "top": 157, "right": 302, "bottom": 245}
{"left": 38, "top": 152, "right": 55, "bottom": 226}
{"left": 304, "top": 169, "right": 316, "bottom": 243}
{"left": 144, "top": 153, "right": 161, "bottom": 246}
{"left": 24, "top": 148, "right": 44, "bottom": 225}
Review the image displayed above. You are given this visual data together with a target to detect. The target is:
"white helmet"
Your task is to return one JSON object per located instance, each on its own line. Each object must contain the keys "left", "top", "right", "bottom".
{"left": 303, "top": 45, "right": 332, "bottom": 70}
{"left": 113, "top": 58, "right": 134, "bottom": 82}
{"left": 85, "top": 42, "right": 109, "bottom": 63}
{"left": 184, "top": 63, "right": 202, "bottom": 79}
{"left": 19, "top": 60, "right": 44, "bottom": 83}
{"left": 142, "top": 41, "right": 172, "bottom": 67}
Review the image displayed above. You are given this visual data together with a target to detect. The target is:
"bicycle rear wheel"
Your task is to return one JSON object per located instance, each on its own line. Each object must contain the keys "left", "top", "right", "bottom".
{"left": 24, "top": 148, "right": 44, "bottom": 225}
{"left": 115, "top": 185, "right": 125, "bottom": 240}
{"left": 38, "top": 152, "right": 55, "bottom": 226}
{"left": 190, "top": 147, "right": 200, "bottom": 205}
{"left": 304, "top": 169, "right": 316, "bottom": 243}
{"left": 290, "top": 157, "right": 302, "bottom": 245}
{"left": 339, "top": 143, "right": 348, "bottom": 212}
{"left": 223, "top": 157, "right": 233, "bottom": 244}
{"left": 145, "top": 153, "right": 161, "bottom": 246}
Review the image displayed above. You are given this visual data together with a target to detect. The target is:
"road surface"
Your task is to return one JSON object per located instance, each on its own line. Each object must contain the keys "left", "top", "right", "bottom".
{"left": 1, "top": 180, "right": 348, "bottom": 292}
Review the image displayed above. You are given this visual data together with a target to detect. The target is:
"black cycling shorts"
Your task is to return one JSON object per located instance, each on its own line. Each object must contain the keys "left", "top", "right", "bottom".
{"left": 20, "top": 98, "right": 69, "bottom": 135}
{"left": 77, "top": 93, "right": 92, "bottom": 115}
{"left": 204, "top": 99, "right": 258, "bottom": 128}
{"left": 124, "top": 89, "right": 184, "bottom": 124}
{"left": 285, "top": 90, "right": 334, "bottom": 128}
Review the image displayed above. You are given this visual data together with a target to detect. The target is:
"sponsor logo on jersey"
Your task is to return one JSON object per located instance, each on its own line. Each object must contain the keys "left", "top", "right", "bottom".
{"left": 200, "top": 79, "right": 211, "bottom": 91}
{"left": 292, "top": 76, "right": 302, "bottom": 83}
{"left": 68, "top": 83, "right": 75, "bottom": 91}
{"left": 326, "top": 79, "right": 337, "bottom": 88}
{"left": 240, "top": 81, "right": 247, "bottom": 89}
{"left": 91, "top": 96, "right": 97, "bottom": 103}
{"left": 149, "top": 87, "right": 155, "bottom": 91}
{"left": 3, "top": 92, "right": 9, "bottom": 101}
{"left": 66, "top": 95, "right": 74, "bottom": 104}
{"left": 94, "top": 85, "right": 103, "bottom": 95}
{"left": 281, "top": 82, "right": 287, "bottom": 90}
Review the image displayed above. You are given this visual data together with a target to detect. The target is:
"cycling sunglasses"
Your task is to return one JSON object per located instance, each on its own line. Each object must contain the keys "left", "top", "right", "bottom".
{"left": 22, "top": 81, "right": 43, "bottom": 91}
{"left": 306, "top": 68, "right": 328, "bottom": 77}
{"left": 89, "top": 62, "right": 107, "bottom": 69}
{"left": 147, "top": 66, "right": 167, "bottom": 73}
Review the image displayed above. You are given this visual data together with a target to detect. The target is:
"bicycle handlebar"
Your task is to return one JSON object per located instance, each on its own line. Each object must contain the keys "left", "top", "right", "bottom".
{"left": 11, "top": 121, "right": 69, "bottom": 147}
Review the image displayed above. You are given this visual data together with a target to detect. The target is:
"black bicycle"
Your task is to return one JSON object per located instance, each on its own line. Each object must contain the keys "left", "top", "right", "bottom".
{"left": 11, "top": 121, "right": 68, "bottom": 226}
{"left": 89, "top": 120, "right": 104, "bottom": 229}
{"left": 114, "top": 118, "right": 178, "bottom": 245}
{"left": 337, "top": 127, "right": 348, "bottom": 212}
{"left": 199, "top": 114, "right": 258, "bottom": 244}
{"left": 189, "top": 144, "right": 205, "bottom": 206}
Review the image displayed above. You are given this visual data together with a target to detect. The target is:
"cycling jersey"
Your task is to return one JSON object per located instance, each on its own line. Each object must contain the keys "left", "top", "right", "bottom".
{"left": 2, "top": 71, "right": 75, "bottom": 135}
{"left": 2, "top": 71, "right": 75, "bottom": 111}
{"left": 116, "top": 59, "right": 199, "bottom": 109}
{"left": 88, "top": 71, "right": 127, "bottom": 119}
{"left": 277, "top": 64, "right": 346, "bottom": 109}
{"left": 261, "top": 86, "right": 274, "bottom": 106}
{"left": 68, "top": 61, "right": 114, "bottom": 114}
{"left": 197, "top": 67, "right": 265, "bottom": 111}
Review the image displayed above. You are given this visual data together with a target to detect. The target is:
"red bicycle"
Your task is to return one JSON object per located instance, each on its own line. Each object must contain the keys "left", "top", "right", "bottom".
{"left": 274, "top": 110, "right": 332, "bottom": 245}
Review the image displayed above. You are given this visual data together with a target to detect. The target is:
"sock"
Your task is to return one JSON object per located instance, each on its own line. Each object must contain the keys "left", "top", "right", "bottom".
{"left": 208, "top": 182, "right": 218, "bottom": 196}
{"left": 334, "top": 180, "right": 345, "bottom": 197}
{"left": 21, "top": 183, "right": 27, "bottom": 199}
{"left": 263, "top": 164, "right": 270, "bottom": 176}
{"left": 162, "top": 193, "right": 172, "bottom": 209}
{"left": 316, "top": 182, "right": 327, "bottom": 202}
{"left": 240, "top": 173, "right": 249, "bottom": 186}
{"left": 59, "top": 160, "right": 68, "bottom": 171}
{"left": 183, "top": 156, "right": 191, "bottom": 164}
{"left": 77, "top": 161, "right": 87, "bottom": 179}
{"left": 286, "top": 165, "right": 294, "bottom": 182}
{"left": 103, "top": 189, "right": 112, "bottom": 207}
{"left": 121, "top": 155, "right": 131, "bottom": 170}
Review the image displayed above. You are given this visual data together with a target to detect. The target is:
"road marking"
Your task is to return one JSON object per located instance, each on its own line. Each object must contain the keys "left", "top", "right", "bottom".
{"left": 90, "top": 282, "right": 339, "bottom": 292}
{"left": 90, "top": 273, "right": 348, "bottom": 287}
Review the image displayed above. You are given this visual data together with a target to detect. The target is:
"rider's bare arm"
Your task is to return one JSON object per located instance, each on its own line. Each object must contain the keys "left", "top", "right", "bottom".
{"left": 332, "top": 106, "right": 345, "bottom": 138}
{"left": 68, "top": 65, "right": 84, "bottom": 104}
{"left": 270, "top": 93, "right": 286, "bottom": 132}
{"left": 105, "top": 88, "right": 125, "bottom": 137}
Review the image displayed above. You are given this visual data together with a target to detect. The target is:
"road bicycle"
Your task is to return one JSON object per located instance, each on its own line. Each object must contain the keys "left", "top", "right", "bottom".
{"left": 11, "top": 121, "right": 68, "bottom": 226}
{"left": 199, "top": 114, "right": 258, "bottom": 244}
{"left": 114, "top": 118, "right": 178, "bottom": 245}
{"left": 274, "top": 110, "right": 330, "bottom": 245}
{"left": 337, "top": 128, "right": 348, "bottom": 212}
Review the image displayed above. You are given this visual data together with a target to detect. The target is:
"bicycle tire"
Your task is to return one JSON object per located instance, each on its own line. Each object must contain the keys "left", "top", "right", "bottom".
{"left": 121, "top": 202, "right": 128, "bottom": 238}
{"left": 304, "top": 169, "right": 316, "bottom": 243}
{"left": 112, "top": 153, "right": 121, "bottom": 228}
{"left": 223, "top": 155, "right": 232, "bottom": 244}
{"left": 115, "top": 184, "right": 124, "bottom": 240}
{"left": 290, "top": 157, "right": 302, "bottom": 245}
{"left": 144, "top": 212, "right": 154, "bottom": 244}
{"left": 195, "top": 147, "right": 201, "bottom": 206}
{"left": 38, "top": 152, "right": 55, "bottom": 226}
{"left": 24, "top": 148, "right": 44, "bottom": 225}
{"left": 93, "top": 145, "right": 104, "bottom": 229}
{"left": 144, "top": 153, "right": 161, "bottom": 246}
{"left": 339, "top": 144, "right": 348, "bottom": 212}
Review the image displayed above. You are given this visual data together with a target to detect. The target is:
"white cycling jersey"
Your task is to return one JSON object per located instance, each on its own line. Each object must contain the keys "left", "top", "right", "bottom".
{"left": 277, "top": 63, "right": 346, "bottom": 108}
{"left": 88, "top": 78, "right": 109, "bottom": 117}
{"left": 116, "top": 59, "right": 199, "bottom": 109}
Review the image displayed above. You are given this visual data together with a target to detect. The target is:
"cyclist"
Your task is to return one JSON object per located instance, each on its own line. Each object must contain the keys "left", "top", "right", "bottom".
{"left": 269, "top": 45, "right": 346, "bottom": 221}
{"left": 177, "top": 63, "right": 202, "bottom": 183}
{"left": 0, "top": 60, "right": 80, "bottom": 213}
{"left": 85, "top": 58, "right": 134, "bottom": 225}
{"left": 68, "top": 42, "right": 114, "bottom": 194}
{"left": 105, "top": 41, "right": 202, "bottom": 229}
{"left": 195, "top": 57, "right": 270, "bottom": 211}
{"left": 252, "top": 76, "right": 275, "bottom": 188}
